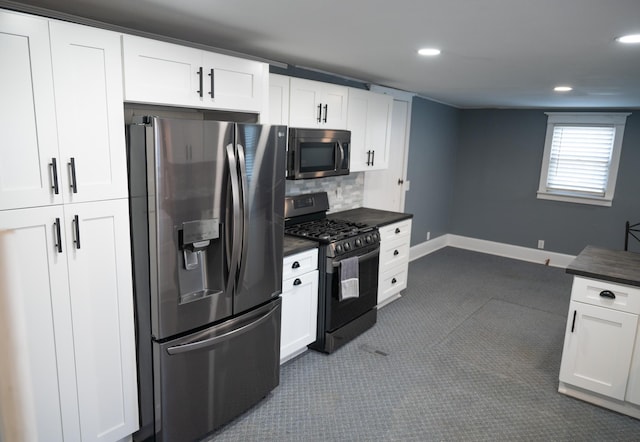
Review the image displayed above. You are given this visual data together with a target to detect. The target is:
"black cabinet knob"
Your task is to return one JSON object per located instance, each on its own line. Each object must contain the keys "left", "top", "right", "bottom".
{"left": 395, "top": 228, "right": 400, "bottom": 234}
{"left": 293, "top": 278, "right": 302, "bottom": 286}
{"left": 393, "top": 250, "right": 399, "bottom": 256}
{"left": 599, "top": 290, "right": 616, "bottom": 299}
{"left": 292, "top": 261, "right": 300, "bottom": 269}
{"left": 391, "top": 278, "right": 397, "bottom": 284}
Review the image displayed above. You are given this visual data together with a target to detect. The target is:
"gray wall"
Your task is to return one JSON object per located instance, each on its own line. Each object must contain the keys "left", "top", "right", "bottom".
{"left": 405, "top": 97, "right": 461, "bottom": 246}
{"left": 450, "top": 109, "right": 640, "bottom": 255}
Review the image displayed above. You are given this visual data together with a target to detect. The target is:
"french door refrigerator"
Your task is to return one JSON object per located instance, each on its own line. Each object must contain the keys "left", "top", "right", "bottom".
{"left": 127, "top": 116, "right": 286, "bottom": 441}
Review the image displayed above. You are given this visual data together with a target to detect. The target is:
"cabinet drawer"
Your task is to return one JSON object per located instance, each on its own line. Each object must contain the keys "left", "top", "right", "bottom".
{"left": 571, "top": 276, "right": 640, "bottom": 314}
{"left": 378, "top": 264, "right": 408, "bottom": 302}
{"left": 379, "top": 236, "right": 410, "bottom": 268}
{"left": 379, "top": 219, "right": 412, "bottom": 241}
{"left": 283, "top": 248, "right": 318, "bottom": 280}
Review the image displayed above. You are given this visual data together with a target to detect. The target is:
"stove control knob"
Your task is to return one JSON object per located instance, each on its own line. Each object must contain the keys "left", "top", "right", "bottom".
{"left": 344, "top": 242, "right": 351, "bottom": 251}
{"left": 372, "top": 232, "right": 379, "bottom": 242}
{"left": 355, "top": 238, "right": 362, "bottom": 247}
{"left": 365, "top": 234, "right": 372, "bottom": 244}
{"left": 336, "top": 244, "right": 343, "bottom": 254}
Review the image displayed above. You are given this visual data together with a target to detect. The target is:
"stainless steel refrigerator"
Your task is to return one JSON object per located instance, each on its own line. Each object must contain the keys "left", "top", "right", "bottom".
{"left": 127, "top": 116, "right": 286, "bottom": 442}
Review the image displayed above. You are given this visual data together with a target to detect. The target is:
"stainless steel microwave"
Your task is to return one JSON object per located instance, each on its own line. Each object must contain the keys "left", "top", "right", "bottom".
{"left": 286, "top": 128, "right": 350, "bottom": 180}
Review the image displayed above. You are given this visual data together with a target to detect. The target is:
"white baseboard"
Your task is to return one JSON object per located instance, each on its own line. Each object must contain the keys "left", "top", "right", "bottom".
{"left": 409, "top": 234, "right": 576, "bottom": 268}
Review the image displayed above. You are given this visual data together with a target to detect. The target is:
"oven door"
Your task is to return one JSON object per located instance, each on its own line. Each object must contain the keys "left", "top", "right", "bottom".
{"left": 325, "top": 245, "right": 379, "bottom": 332}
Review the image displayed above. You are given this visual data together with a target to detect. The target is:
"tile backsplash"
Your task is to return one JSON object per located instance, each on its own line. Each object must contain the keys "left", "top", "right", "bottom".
{"left": 285, "top": 172, "right": 364, "bottom": 213}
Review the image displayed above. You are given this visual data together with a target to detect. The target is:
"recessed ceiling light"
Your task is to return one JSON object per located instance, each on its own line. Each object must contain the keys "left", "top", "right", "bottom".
{"left": 418, "top": 48, "right": 441, "bottom": 56}
{"left": 616, "top": 34, "right": 640, "bottom": 44}
{"left": 554, "top": 86, "right": 573, "bottom": 92}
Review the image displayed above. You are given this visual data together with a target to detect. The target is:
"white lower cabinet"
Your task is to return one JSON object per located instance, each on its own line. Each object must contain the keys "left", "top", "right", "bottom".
{"left": 377, "top": 219, "right": 412, "bottom": 306}
{"left": 559, "top": 276, "right": 640, "bottom": 418}
{"left": 280, "top": 248, "right": 318, "bottom": 363}
{"left": 0, "top": 199, "right": 138, "bottom": 441}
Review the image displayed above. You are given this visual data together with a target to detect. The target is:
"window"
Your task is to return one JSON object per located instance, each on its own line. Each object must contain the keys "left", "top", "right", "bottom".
{"left": 537, "top": 112, "right": 630, "bottom": 206}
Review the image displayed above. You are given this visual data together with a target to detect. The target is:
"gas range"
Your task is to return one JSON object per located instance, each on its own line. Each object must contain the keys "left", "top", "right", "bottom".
{"left": 284, "top": 193, "right": 380, "bottom": 257}
{"left": 285, "top": 218, "right": 379, "bottom": 257}
{"left": 283, "top": 192, "right": 380, "bottom": 354}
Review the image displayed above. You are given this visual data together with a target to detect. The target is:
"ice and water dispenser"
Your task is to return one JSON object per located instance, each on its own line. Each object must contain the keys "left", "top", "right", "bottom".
{"left": 177, "top": 218, "right": 223, "bottom": 305}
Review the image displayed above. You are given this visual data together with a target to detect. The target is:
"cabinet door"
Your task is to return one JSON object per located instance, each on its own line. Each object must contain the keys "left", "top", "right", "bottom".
{"left": 365, "top": 91, "right": 393, "bottom": 170}
{"left": 289, "top": 78, "right": 323, "bottom": 128}
{"left": 203, "top": 51, "right": 266, "bottom": 112}
{"left": 559, "top": 300, "right": 638, "bottom": 400}
{"left": 269, "top": 74, "right": 290, "bottom": 125}
{"left": 64, "top": 199, "right": 138, "bottom": 441}
{"left": 0, "top": 206, "right": 80, "bottom": 441}
{"left": 122, "top": 34, "right": 202, "bottom": 107}
{"left": 346, "top": 88, "right": 369, "bottom": 171}
{"left": 0, "top": 11, "right": 62, "bottom": 210}
{"left": 322, "top": 83, "right": 348, "bottom": 129}
{"left": 50, "top": 21, "right": 129, "bottom": 203}
{"left": 348, "top": 88, "right": 392, "bottom": 171}
{"left": 280, "top": 270, "right": 319, "bottom": 363}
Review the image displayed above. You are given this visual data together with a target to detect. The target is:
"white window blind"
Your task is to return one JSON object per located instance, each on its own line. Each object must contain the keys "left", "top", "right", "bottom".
{"left": 537, "top": 112, "right": 630, "bottom": 207}
{"left": 546, "top": 125, "right": 615, "bottom": 196}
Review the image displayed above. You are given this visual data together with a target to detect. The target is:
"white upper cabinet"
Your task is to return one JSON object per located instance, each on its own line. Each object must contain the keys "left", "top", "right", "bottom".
{"left": 0, "top": 12, "right": 61, "bottom": 210}
{"left": 348, "top": 88, "right": 393, "bottom": 171}
{"left": 289, "top": 78, "right": 348, "bottom": 129}
{"left": 122, "top": 35, "right": 267, "bottom": 113}
{"left": 50, "top": 21, "right": 129, "bottom": 203}
{"left": 269, "top": 73, "right": 290, "bottom": 125}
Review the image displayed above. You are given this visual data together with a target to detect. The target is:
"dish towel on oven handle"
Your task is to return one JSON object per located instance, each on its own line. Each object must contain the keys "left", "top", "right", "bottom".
{"left": 339, "top": 256, "right": 359, "bottom": 300}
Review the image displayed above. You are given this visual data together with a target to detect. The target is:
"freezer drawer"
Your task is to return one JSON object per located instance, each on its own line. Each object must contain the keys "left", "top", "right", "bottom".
{"left": 153, "top": 299, "right": 281, "bottom": 442}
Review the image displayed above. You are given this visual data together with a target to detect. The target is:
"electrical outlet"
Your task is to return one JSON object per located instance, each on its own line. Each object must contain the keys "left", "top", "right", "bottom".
{"left": 426, "top": 231, "right": 431, "bottom": 241}
{"left": 335, "top": 187, "right": 342, "bottom": 199}
{"left": 538, "top": 240, "right": 545, "bottom": 249}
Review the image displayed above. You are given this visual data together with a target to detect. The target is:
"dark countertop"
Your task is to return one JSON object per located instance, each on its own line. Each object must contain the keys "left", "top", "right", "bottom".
{"left": 284, "top": 235, "right": 318, "bottom": 257}
{"left": 328, "top": 207, "right": 413, "bottom": 228}
{"left": 566, "top": 245, "right": 640, "bottom": 287}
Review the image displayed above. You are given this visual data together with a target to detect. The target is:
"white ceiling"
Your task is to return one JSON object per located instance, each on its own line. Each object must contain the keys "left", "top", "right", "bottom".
{"left": 5, "top": 0, "right": 640, "bottom": 108}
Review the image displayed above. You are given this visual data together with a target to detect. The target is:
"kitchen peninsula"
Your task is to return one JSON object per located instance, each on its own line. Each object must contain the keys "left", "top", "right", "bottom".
{"left": 559, "top": 245, "right": 640, "bottom": 419}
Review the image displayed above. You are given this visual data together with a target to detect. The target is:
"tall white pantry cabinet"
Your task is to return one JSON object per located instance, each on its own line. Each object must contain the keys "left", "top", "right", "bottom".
{"left": 0, "top": 10, "right": 138, "bottom": 442}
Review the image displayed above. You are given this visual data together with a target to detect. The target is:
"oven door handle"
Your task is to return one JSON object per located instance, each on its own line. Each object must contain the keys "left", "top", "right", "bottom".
{"left": 332, "top": 247, "right": 379, "bottom": 267}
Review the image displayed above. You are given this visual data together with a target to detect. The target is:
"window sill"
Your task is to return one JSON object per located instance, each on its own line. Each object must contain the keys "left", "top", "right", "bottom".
{"left": 536, "top": 191, "right": 612, "bottom": 207}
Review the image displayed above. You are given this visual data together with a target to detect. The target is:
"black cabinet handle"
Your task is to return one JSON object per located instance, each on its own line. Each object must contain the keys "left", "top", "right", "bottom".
{"left": 395, "top": 228, "right": 401, "bottom": 234}
{"left": 54, "top": 217, "right": 62, "bottom": 253}
{"left": 317, "top": 103, "right": 322, "bottom": 123}
{"left": 73, "top": 215, "right": 81, "bottom": 249}
{"left": 393, "top": 250, "right": 399, "bottom": 256}
{"left": 371, "top": 150, "right": 375, "bottom": 166}
{"left": 208, "top": 68, "right": 214, "bottom": 97}
{"left": 366, "top": 150, "right": 371, "bottom": 166}
{"left": 293, "top": 278, "right": 302, "bottom": 286}
{"left": 391, "top": 278, "right": 397, "bottom": 284}
{"left": 69, "top": 157, "right": 78, "bottom": 194}
{"left": 323, "top": 104, "right": 328, "bottom": 123}
{"left": 599, "top": 290, "right": 616, "bottom": 299}
{"left": 571, "top": 310, "right": 577, "bottom": 333}
{"left": 292, "top": 261, "right": 300, "bottom": 269}
{"left": 197, "top": 67, "right": 203, "bottom": 97}
{"left": 50, "top": 158, "right": 59, "bottom": 195}
{"left": 398, "top": 179, "right": 404, "bottom": 185}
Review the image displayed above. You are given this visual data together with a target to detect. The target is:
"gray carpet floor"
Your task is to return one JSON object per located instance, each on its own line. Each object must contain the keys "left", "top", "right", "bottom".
{"left": 209, "top": 247, "right": 640, "bottom": 441}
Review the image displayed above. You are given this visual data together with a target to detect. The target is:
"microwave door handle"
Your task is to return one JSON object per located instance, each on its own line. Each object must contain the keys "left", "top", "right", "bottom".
{"left": 337, "top": 141, "right": 345, "bottom": 170}
{"left": 225, "top": 143, "right": 242, "bottom": 294}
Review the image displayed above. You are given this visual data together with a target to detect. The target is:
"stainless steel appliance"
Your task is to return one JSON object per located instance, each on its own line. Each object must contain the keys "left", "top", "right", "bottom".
{"left": 287, "top": 128, "right": 350, "bottom": 179}
{"left": 284, "top": 192, "right": 379, "bottom": 353}
{"left": 127, "top": 116, "right": 286, "bottom": 442}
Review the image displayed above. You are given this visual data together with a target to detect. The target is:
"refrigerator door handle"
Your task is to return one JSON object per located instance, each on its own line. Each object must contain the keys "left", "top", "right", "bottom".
{"left": 226, "top": 143, "right": 242, "bottom": 293}
{"left": 165, "top": 302, "right": 279, "bottom": 355}
{"left": 236, "top": 143, "right": 249, "bottom": 286}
